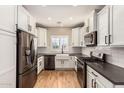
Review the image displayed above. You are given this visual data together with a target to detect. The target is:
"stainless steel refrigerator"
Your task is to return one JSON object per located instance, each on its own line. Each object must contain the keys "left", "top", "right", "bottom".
{"left": 17, "top": 29, "right": 37, "bottom": 88}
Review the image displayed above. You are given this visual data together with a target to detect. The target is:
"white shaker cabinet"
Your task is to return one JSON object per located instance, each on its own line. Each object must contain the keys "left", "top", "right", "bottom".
{"left": 72, "top": 27, "right": 82, "bottom": 47}
{"left": 37, "top": 27, "right": 47, "bottom": 47}
{"left": 87, "top": 71, "right": 95, "bottom": 88}
{"left": 37, "top": 56, "right": 44, "bottom": 74}
{"left": 0, "top": 5, "right": 17, "bottom": 33}
{"left": 97, "top": 6, "right": 110, "bottom": 46}
{"left": 18, "top": 6, "right": 28, "bottom": 32}
{"left": 88, "top": 10, "right": 98, "bottom": 32}
{"left": 0, "top": 31, "right": 16, "bottom": 88}
{"left": 110, "top": 5, "right": 124, "bottom": 46}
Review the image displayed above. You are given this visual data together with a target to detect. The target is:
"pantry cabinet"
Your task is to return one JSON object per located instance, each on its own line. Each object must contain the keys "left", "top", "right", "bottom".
{"left": 97, "top": 6, "right": 110, "bottom": 46}
{"left": 37, "top": 27, "right": 47, "bottom": 47}
{"left": 72, "top": 27, "right": 83, "bottom": 47}
{"left": 0, "top": 30, "right": 16, "bottom": 88}
{"left": 0, "top": 5, "right": 17, "bottom": 33}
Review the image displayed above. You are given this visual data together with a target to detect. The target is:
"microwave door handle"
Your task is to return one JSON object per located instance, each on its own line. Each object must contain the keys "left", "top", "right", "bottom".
{"left": 105, "top": 36, "right": 107, "bottom": 44}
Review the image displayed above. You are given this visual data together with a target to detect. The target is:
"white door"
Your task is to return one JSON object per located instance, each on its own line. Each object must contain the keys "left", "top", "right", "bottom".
{"left": 110, "top": 5, "right": 124, "bottom": 46}
{"left": 18, "top": 6, "right": 28, "bottom": 32}
{"left": 87, "top": 71, "right": 95, "bottom": 88}
{"left": 0, "top": 30, "right": 16, "bottom": 88}
{"left": 0, "top": 5, "right": 17, "bottom": 33}
{"left": 97, "top": 6, "right": 109, "bottom": 46}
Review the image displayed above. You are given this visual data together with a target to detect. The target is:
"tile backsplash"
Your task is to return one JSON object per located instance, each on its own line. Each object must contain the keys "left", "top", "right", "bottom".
{"left": 82, "top": 46, "right": 124, "bottom": 68}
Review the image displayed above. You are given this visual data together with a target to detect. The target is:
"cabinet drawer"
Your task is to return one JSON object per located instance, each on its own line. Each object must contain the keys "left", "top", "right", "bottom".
{"left": 87, "top": 66, "right": 114, "bottom": 88}
{"left": 38, "top": 56, "right": 44, "bottom": 62}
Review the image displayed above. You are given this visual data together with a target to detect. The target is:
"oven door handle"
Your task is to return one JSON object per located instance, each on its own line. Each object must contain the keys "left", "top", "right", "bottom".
{"left": 77, "top": 62, "right": 84, "bottom": 69}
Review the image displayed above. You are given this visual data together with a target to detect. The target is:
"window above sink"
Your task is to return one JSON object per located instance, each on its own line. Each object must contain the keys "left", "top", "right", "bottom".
{"left": 51, "top": 35, "right": 69, "bottom": 52}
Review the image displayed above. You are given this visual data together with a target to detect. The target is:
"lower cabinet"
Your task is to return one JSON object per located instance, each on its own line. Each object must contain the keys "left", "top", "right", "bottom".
{"left": 0, "top": 30, "right": 16, "bottom": 88}
{"left": 55, "top": 56, "right": 75, "bottom": 70}
{"left": 37, "top": 56, "right": 44, "bottom": 74}
{"left": 87, "top": 66, "right": 124, "bottom": 88}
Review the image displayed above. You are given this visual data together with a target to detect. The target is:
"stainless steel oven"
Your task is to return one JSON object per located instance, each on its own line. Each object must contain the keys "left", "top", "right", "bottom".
{"left": 84, "top": 31, "right": 97, "bottom": 46}
{"left": 77, "top": 59, "right": 86, "bottom": 88}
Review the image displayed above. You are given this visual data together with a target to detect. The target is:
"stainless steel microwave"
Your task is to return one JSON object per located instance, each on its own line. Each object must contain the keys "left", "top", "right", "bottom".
{"left": 84, "top": 31, "right": 97, "bottom": 46}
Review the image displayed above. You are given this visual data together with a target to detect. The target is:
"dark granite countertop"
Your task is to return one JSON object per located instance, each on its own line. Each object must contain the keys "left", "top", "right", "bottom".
{"left": 73, "top": 54, "right": 124, "bottom": 85}
{"left": 86, "top": 61, "right": 124, "bottom": 85}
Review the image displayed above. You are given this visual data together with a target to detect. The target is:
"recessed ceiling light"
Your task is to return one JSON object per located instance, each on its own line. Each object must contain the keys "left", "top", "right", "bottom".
{"left": 48, "top": 17, "right": 52, "bottom": 21}
{"left": 42, "top": 5, "right": 47, "bottom": 7}
{"left": 69, "top": 17, "right": 73, "bottom": 20}
{"left": 72, "top": 5, "right": 78, "bottom": 7}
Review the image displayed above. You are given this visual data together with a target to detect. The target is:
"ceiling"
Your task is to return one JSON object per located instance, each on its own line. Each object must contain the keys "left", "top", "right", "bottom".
{"left": 24, "top": 5, "right": 104, "bottom": 28}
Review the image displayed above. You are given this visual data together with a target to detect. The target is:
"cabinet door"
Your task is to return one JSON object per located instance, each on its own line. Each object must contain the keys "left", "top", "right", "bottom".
{"left": 72, "top": 28, "right": 80, "bottom": 47}
{"left": 18, "top": 6, "right": 28, "bottom": 31}
{"left": 37, "top": 28, "right": 47, "bottom": 47}
{"left": 55, "top": 60, "right": 63, "bottom": 69}
{"left": 95, "top": 79, "right": 105, "bottom": 88}
{"left": 97, "top": 6, "right": 109, "bottom": 46}
{"left": 87, "top": 71, "right": 95, "bottom": 88}
{"left": 0, "top": 5, "right": 17, "bottom": 33}
{"left": 0, "top": 31, "right": 16, "bottom": 88}
{"left": 110, "top": 5, "right": 124, "bottom": 46}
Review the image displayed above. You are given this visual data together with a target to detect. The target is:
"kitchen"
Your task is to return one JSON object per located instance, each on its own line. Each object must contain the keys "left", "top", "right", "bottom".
{"left": 1, "top": 4, "right": 124, "bottom": 88}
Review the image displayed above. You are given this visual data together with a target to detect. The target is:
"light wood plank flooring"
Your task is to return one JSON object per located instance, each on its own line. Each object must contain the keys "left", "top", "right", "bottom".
{"left": 34, "top": 70, "right": 81, "bottom": 88}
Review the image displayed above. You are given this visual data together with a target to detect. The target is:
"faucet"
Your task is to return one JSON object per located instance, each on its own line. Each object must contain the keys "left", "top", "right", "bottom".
{"left": 61, "top": 45, "right": 64, "bottom": 54}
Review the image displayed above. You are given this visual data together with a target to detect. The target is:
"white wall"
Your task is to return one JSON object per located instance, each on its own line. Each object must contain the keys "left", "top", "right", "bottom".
{"left": 38, "top": 27, "right": 82, "bottom": 53}
{"left": 82, "top": 46, "right": 124, "bottom": 68}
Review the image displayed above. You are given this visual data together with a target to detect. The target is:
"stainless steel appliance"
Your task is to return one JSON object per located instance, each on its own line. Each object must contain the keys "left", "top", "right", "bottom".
{"left": 77, "top": 58, "right": 86, "bottom": 88}
{"left": 84, "top": 31, "right": 97, "bottom": 46}
{"left": 77, "top": 52, "right": 105, "bottom": 88}
{"left": 17, "top": 29, "right": 37, "bottom": 88}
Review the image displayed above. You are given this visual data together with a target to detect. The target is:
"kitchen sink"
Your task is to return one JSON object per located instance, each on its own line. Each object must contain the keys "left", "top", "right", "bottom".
{"left": 56, "top": 54, "right": 69, "bottom": 56}
{"left": 55, "top": 54, "right": 70, "bottom": 60}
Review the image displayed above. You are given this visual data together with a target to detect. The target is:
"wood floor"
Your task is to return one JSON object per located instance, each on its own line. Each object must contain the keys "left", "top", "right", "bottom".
{"left": 34, "top": 70, "right": 81, "bottom": 88}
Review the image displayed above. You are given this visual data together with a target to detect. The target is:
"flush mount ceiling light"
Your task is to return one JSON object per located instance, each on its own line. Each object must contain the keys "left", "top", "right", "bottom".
{"left": 57, "top": 21, "right": 64, "bottom": 27}
{"left": 48, "top": 17, "right": 52, "bottom": 21}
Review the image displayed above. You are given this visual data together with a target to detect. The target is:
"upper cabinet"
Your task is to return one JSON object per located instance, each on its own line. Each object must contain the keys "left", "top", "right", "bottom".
{"left": 97, "top": 5, "right": 124, "bottom": 46}
{"left": 97, "top": 6, "right": 110, "bottom": 46}
{"left": 18, "top": 6, "right": 28, "bottom": 31}
{"left": 88, "top": 10, "right": 99, "bottom": 32}
{"left": 110, "top": 6, "right": 124, "bottom": 46}
{"left": 37, "top": 27, "right": 47, "bottom": 47}
{"left": 72, "top": 27, "right": 83, "bottom": 47}
{"left": 0, "top": 5, "right": 17, "bottom": 33}
{"left": 17, "top": 6, "right": 36, "bottom": 35}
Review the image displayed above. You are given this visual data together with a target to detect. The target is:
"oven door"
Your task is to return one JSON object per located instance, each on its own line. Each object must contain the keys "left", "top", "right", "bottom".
{"left": 77, "top": 60, "right": 86, "bottom": 88}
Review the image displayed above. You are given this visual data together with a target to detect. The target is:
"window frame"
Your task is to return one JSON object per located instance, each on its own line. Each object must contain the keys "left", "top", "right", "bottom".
{"left": 50, "top": 35, "right": 69, "bottom": 52}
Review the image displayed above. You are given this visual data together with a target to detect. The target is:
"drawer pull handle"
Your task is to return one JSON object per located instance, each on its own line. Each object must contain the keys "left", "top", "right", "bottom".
{"left": 92, "top": 72, "right": 98, "bottom": 77}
